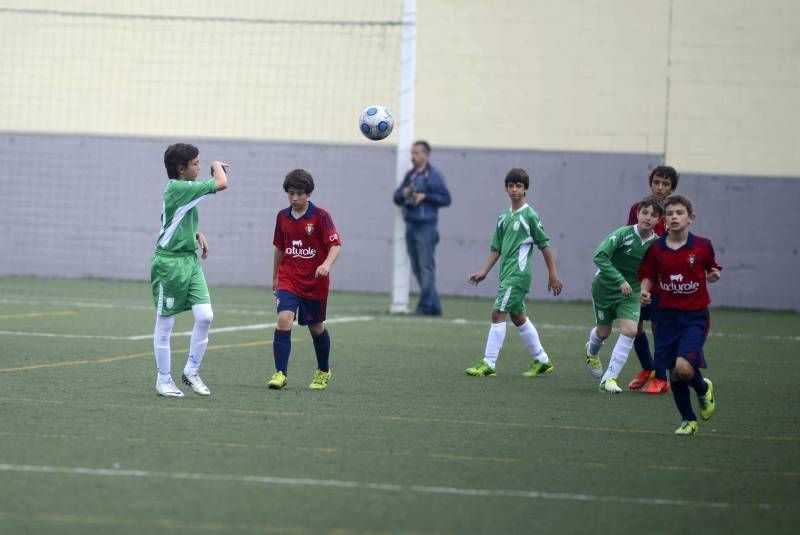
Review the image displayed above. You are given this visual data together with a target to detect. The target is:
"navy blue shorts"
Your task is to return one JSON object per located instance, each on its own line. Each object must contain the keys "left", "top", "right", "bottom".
{"left": 653, "top": 308, "right": 709, "bottom": 370}
{"left": 275, "top": 290, "right": 327, "bottom": 326}
{"left": 640, "top": 292, "right": 659, "bottom": 322}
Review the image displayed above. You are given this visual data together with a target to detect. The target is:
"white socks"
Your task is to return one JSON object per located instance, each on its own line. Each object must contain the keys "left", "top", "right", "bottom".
{"left": 185, "top": 304, "right": 213, "bottom": 375}
{"left": 483, "top": 322, "right": 506, "bottom": 368}
{"left": 153, "top": 304, "right": 214, "bottom": 383}
{"left": 518, "top": 319, "right": 549, "bottom": 363}
{"left": 484, "top": 319, "right": 549, "bottom": 368}
{"left": 587, "top": 327, "right": 605, "bottom": 356}
{"left": 601, "top": 334, "right": 635, "bottom": 382}
{"left": 154, "top": 314, "right": 175, "bottom": 382}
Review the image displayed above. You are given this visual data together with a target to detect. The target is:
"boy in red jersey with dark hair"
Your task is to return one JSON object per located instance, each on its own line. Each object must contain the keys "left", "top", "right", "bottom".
{"left": 639, "top": 195, "right": 721, "bottom": 435}
{"left": 626, "top": 165, "right": 679, "bottom": 394}
{"left": 269, "top": 169, "right": 341, "bottom": 390}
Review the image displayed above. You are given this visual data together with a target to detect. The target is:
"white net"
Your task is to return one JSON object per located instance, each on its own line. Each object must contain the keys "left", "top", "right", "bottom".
{"left": 0, "top": 1, "right": 403, "bottom": 144}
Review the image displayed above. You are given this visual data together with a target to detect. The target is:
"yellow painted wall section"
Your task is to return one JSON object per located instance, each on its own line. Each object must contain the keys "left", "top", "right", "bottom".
{"left": 0, "top": 0, "right": 798, "bottom": 176}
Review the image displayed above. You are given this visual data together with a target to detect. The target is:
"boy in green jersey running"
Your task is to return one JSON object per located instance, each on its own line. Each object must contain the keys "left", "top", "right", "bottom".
{"left": 150, "top": 143, "right": 229, "bottom": 397}
{"left": 465, "top": 169, "right": 563, "bottom": 378}
{"left": 585, "top": 196, "right": 664, "bottom": 393}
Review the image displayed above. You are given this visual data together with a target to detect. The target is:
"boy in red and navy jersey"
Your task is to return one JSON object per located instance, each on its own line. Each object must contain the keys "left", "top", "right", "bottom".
{"left": 626, "top": 166, "right": 679, "bottom": 393}
{"left": 268, "top": 169, "right": 341, "bottom": 391}
{"left": 639, "top": 195, "right": 721, "bottom": 435}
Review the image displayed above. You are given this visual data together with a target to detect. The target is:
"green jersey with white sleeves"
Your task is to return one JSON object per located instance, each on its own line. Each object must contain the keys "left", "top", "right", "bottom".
{"left": 155, "top": 179, "right": 217, "bottom": 255}
{"left": 592, "top": 224, "right": 657, "bottom": 296}
{"left": 490, "top": 203, "right": 551, "bottom": 291}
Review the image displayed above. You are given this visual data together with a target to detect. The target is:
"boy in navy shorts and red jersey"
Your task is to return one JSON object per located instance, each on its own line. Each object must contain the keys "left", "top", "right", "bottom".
{"left": 639, "top": 195, "right": 721, "bottom": 435}
{"left": 626, "top": 166, "right": 678, "bottom": 394}
{"left": 269, "top": 169, "right": 341, "bottom": 390}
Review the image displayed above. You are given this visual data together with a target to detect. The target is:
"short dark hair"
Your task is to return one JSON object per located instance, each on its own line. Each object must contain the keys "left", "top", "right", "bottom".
{"left": 664, "top": 194, "right": 694, "bottom": 216}
{"left": 164, "top": 143, "right": 199, "bottom": 179}
{"left": 283, "top": 169, "right": 315, "bottom": 194}
{"left": 504, "top": 168, "right": 530, "bottom": 190}
{"left": 649, "top": 165, "right": 679, "bottom": 190}
{"left": 637, "top": 195, "right": 664, "bottom": 218}
{"left": 413, "top": 140, "right": 431, "bottom": 154}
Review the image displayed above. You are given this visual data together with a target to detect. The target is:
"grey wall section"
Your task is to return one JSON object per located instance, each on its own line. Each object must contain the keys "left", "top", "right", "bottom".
{"left": 1, "top": 133, "right": 798, "bottom": 310}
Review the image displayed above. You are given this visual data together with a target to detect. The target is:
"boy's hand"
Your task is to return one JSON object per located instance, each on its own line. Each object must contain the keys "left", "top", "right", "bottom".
{"left": 640, "top": 290, "right": 652, "bottom": 306}
{"left": 412, "top": 192, "right": 426, "bottom": 206}
{"left": 315, "top": 264, "right": 331, "bottom": 278}
{"left": 548, "top": 274, "right": 563, "bottom": 296}
{"left": 619, "top": 281, "right": 632, "bottom": 296}
{"left": 210, "top": 161, "right": 231, "bottom": 176}
{"left": 468, "top": 272, "right": 486, "bottom": 285}
{"left": 707, "top": 268, "right": 721, "bottom": 283}
{"left": 196, "top": 232, "right": 209, "bottom": 259}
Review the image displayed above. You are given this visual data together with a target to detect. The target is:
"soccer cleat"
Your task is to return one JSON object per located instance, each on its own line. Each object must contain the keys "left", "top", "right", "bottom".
{"left": 268, "top": 371, "right": 288, "bottom": 390}
{"left": 155, "top": 378, "right": 184, "bottom": 398}
{"left": 465, "top": 361, "right": 496, "bottom": 377}
{"left": 181, "top": 372, "right": 211, "bottom": 396}
{"left": 585, "top": 344, "right": 603, "bottom": 379}
{"left": 599, "top": 377, "right": 622, "bottom": 393}
{"left": 699, "top": 378, "right": 715, "bottom": 420}
{"left": 523, "top": 361, "right": 554, "bottom": 378}
{"left": 628, "top": 369, "right": 655, "bottom": 390}
{"left": 309, "top": 369, "right": 332, "bottom": 390}
{"left": 641, "top": 377, "right": 670, "bottom": 394}
{"left": 674, "top": 420, "right": 698, "bottom": 435}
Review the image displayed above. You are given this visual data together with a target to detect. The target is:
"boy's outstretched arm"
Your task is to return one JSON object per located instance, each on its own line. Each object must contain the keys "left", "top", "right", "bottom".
{"left": 315, "top": 245, "right": 341, "bottom": 278}
{"left": 468, "top": 250, "right": 501, "bottom": 285}
{"left": 541, "top": 247, "right": 563, "bottom": 296}
{"left": 211, "top": 161, "right": 229, "bottom": 191}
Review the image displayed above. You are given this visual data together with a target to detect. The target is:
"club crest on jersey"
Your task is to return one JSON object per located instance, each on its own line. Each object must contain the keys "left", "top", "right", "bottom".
{"left": 688, "top": 254, "right": 696, "bottom": 266}
{"left": 166, "top": 297, "right": 174, "bottom": 309}
{"left": 513, "top": 221, "right": 520, "bottom": 231}
{"left": 306, "top": 223, "right": 314, "bottom": 235}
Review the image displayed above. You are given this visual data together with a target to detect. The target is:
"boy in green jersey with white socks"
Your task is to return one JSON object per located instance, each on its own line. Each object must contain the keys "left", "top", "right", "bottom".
{"left": 585, "top": 196, "right": 663, "bottom": 393}
{"left": 465, "top": 168, "right": 563, "bottom": 377}
{"left": 150, "top": 143, "right": 228, "bottom": 397}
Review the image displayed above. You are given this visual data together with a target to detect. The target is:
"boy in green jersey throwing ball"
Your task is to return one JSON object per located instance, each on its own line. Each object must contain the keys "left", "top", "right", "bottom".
{"left": 585, "top": 196, "right": 664, "bottom": 393}
{"left": 151, "top": 143, "right": 229, "bottom": 397}
{"left": 465, "top": 169, "right": 563, "bottom": 378}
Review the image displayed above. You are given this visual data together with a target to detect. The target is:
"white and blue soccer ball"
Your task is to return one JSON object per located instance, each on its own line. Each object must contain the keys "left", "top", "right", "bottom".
{"left": 359, "top": 105, "right": 394, "bottom": 141}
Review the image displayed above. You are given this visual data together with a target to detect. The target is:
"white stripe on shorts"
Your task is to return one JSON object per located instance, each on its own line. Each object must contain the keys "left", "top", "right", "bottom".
{"left": 499, "top": 287, "right": 512, "bottom": 311}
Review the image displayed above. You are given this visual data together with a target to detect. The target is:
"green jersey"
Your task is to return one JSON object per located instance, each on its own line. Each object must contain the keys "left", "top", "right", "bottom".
{"left": 155, "top": 179, "right": 217, "bottom": 255}
{"left": 490, "top": 203, "right": 551, "bottom": 290}
{"left": 592, "top": 225, "right": 657, "bottom": 295}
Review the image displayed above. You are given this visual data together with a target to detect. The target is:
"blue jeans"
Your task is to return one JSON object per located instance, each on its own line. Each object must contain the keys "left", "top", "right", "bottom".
{"left": 405, "top": 221, "right": 441, "bottom": 315}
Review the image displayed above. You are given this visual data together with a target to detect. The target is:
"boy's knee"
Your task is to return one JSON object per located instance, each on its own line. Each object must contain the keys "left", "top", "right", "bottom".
{"left": 309, "top": 323, "right": 325, "bottom": 337}
{"left": 510, "top": 313, "right": 527, "bottom": 327}
{"left": 277, "top": 311, "right": 294, "bottom": 330}
{"left": 673, "top": 358, "right": 694, "bottom": 380}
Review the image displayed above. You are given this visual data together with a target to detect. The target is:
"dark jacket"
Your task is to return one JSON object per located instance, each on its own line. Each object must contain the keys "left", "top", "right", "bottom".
{"left": 392, "top": 163, "right": 451, "bottom": 224}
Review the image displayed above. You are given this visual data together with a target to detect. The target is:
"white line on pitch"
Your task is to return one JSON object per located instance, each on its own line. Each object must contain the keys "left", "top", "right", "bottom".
{"left": 0, "top": 463, "right": 777, "bottom": 511}
{"left": 0, "top": 316, "right": 374, "bottom": 341}
{"left": 379, "top": 316, "right": 800, "bottom": 343}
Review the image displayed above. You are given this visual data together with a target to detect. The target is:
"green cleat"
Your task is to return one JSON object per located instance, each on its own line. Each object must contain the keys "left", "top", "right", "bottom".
{"left": 523, "top": 361, "right": 554, "bottom": 378}
{"left": 674, "top": 420, "right": 698, "bottom": 435}
{"left": 465, "top": 361, "right": 496, "bottom": 376}
{"left": 267, "top": 371, "right": 287, "bottom": 390}
{"left": 309, "top": 369, "right": 332, "bottom": 390}
{"left": 699, "top": 378, "right": 715, "bottom": 420}
{"left": 599, "top": 377, "right": 622, "bottom": 393}
{"left": 586, "top": 356, "right": 603, "bottom": 379}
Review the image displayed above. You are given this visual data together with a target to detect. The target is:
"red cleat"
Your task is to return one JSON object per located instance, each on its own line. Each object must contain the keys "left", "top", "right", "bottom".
{"left": 641, "top": 377, "right": 670, "bottom": 394}
{"left": 628, "top": 369, "right": 655, "bottom": 390}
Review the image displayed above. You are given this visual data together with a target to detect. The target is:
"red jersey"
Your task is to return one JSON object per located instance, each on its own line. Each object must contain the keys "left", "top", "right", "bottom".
{"left": 273, "top": 202, "right": 341, "bottom": 299}
{"left": 628, "top": 202, "right": 668, "bottom": 237}
{"left": 638, "top": 233, "right": 722, "bottom": 311}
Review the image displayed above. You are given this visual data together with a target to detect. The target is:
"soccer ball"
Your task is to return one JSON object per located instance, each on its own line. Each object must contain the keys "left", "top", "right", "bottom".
{"left": 359, "top": 105, "right": 394, "bottom": 141}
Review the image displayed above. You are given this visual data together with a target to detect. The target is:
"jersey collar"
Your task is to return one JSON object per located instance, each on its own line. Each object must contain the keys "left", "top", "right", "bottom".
{"left": 283, "top": 201, "right": 316, "bottom": 220}
{"left": 658, "top": 231, "right": 695, "bottom": 250}
{"left": 510, "top": 202, "right": 530, "bottom": 214}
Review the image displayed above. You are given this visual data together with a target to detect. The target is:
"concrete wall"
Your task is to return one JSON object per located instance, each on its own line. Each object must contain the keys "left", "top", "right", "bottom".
{"left": 2, "top": 133, "right": 797, "bottom": 310}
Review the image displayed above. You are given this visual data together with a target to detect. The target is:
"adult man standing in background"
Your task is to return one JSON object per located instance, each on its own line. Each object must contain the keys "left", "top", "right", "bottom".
{"left": 393, "top": 140, "right": 452, "bottom": 316}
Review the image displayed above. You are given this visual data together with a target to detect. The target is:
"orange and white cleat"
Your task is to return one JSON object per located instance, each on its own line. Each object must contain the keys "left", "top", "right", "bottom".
{"left": 641, "top": 377, "right": 670, "bottom": 394}
{"left": 628, "top": 369, "right": 655, "bottom": 390}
